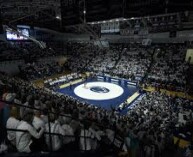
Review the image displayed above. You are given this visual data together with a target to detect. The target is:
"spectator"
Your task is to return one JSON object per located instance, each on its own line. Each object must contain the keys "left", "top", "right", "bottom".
{"left": 45, "top": 113, "right": 65, "bottom": 151}
{"left": 6, "top": 106, "right": 20, "bottom": 147}
{"left": 16, "top": 111, "right": 44, "bottom": 153}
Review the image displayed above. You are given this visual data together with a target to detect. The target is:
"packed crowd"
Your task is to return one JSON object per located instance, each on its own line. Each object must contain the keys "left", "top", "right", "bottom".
{"left": 111, "top": 46, "right": 152, "bottom": 80}
{"left": 0, "top": 40, "right": 191, "bottom": 92}
{"left": 19, "top": 61, "right": 65, "bottom": 80}
{"left": 67, "top": 42, "right": 101, "bottom": 72}
{"left": 0, "top": 73, "right": 127, "bottom": 154}
{"left": 147, "top": 44, "right": 190, "bottom": 92}
{"left": 0, "top": 42, "right": 24, "bottom": 61}
{"left": 0, "top": 72, "right": 193, "bottom": 156}
{"left": 0, "top": 41, "right": 64, "bottom": 62}
{"left": 3, "top": 41, "right": 189, "bottom": 93}
{"left": 67, "top": 42, "right": 191, "bottom": 92}
{"left": 67, "top": 43, "right": 153, "bottom": 81}
{"left": 86, "top": 46, "right": 119, "bottom": 73}
{"left": 127, "top": 91, "right": 193, "bottom": 157}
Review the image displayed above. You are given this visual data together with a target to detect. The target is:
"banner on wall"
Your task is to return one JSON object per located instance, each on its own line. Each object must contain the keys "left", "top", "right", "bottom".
{"left": 101, "top": 21, "right": 120, "bottom": 34}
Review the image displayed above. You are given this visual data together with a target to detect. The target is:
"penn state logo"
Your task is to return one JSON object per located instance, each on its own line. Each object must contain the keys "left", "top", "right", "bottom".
{"left": 90, "top": 86, "right": 110, "bottom": 93}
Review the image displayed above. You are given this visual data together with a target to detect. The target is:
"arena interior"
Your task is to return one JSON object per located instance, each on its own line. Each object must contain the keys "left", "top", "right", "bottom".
{"left": 1, "top": 0, "right": 193, "bottom": 157}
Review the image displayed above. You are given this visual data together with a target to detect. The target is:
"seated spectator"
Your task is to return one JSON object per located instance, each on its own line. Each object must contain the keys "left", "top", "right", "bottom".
{"left": 45, "top": 113, "right": 65, "bottom": 151}
{"left": 79, "top": 121, "right": 102, "bottom": 151}
{"left": 61, "top": 123, "right": 75, "bottom": 144}
{"left": 79, "top": 122, "right": 94, "bottom": 151}
{"left": 6, "top": 106, "right": 20, "bottom": 147}
{"left": 32, "top": 110, "right": 45, "bottom": 130}
{"left": 16, "top": 111, "right": 44, "bottom": 153}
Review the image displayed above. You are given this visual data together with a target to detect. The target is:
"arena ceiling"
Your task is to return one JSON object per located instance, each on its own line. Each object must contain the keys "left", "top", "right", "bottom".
{"left": 0, "top": 0, "right": 61, "bottom": 30}
{"left": 1, "top": 0, "right": 193, "bottom": 33}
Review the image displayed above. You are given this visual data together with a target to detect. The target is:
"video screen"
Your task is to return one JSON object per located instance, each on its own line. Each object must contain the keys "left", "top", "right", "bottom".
{"left": 6, "top": 27, "right": 30, "bottom": 40}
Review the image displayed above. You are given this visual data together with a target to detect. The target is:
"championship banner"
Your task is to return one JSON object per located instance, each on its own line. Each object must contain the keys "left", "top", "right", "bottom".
{"left": 101, "top": 21, "right": 120, "bottom": 34}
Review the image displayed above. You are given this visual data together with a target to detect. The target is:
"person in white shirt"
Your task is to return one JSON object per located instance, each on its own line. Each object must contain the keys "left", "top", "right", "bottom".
{"left": 62, "top": 123, "right": 75, "bottom": 145}
{"left": 79, "top": 121, "right": 102, "bottom": 151}
{"left": 105, "top": 129, "right": 115, "bottom": 143}
{"left": 89, "top": 127, "right": 103, "bottom": 150}
{"left": 6, "top": 107, "right": 20, "bottom": 147}
{"left": 79, "top": 124, "right": 93, "bottom": 151}
{"left": 16, "top": 111, "right": 44, "bottom": 153}
{"left": 45, "top": 113, "right": 65, "bottom": 151}
{"left": 32, "top": 110, "right": 45, "bottom": 130}
{"left": 31, "top": 110, "right": 47, "bottom": 151}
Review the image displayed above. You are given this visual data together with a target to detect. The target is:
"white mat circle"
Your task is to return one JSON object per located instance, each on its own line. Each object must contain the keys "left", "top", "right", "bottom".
{"left": 74, "top": 82, "right": 124, "bottom": 100}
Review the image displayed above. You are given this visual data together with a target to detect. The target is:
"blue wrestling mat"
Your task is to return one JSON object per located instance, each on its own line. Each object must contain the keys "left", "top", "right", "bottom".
{"left": 57, "top": 76, "right": 138, "bottom": 111}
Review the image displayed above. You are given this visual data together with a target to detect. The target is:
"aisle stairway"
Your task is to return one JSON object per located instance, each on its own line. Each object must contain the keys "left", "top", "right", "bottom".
{"left": 141, "top": 47, "right": 156, "bottom": 83}
{"left": 113, "top": 47, "right": 126, "bottom": 68}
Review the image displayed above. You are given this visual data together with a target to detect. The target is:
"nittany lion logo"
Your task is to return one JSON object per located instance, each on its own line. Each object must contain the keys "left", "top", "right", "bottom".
{"left": 90, "top": 86, "right": 110, "bottom": 93}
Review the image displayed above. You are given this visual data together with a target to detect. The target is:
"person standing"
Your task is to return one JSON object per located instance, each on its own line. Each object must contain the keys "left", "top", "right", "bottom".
{"left": 69, "top": 82, "right": 72, "bottom": 90}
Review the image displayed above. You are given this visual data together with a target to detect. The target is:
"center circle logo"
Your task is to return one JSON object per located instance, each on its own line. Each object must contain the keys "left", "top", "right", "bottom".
{"left": 90, "top": 86, "right": 110, "bottom": 93}
{"left": 74, "top": 82, "right": 124, "bottom": 100}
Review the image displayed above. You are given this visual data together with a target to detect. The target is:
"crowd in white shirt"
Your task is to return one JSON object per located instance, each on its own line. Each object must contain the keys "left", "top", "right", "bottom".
{"left": 111, "top": 46, "right": 151, "bottom": 79}
{"left": 147, "top": 44, "right": 190, "bottom": 92}
{"left": 67, "top": 43, "right": 152, "bottom": 81}
{"left": 67, "top": 42, "right": 191, "bottom": 92}
{"left": 15, "top": 42, "right": 191, "bottom": 92}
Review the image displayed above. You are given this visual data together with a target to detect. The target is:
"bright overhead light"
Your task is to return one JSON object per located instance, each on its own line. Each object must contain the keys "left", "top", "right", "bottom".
{"left": 83, "top": 10, "right": 86, "bottom": 14}
{"left": 56, "top": 16, "right": 60, "bottom": 19}
{"left": 115, "top": 19, "right": 119, "bottom": 22}
{"left": 103, "top": 21, "right": 106, "bottom": 23}
{"left": 131, "top": 17, "right": 135, "bottom": 20}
